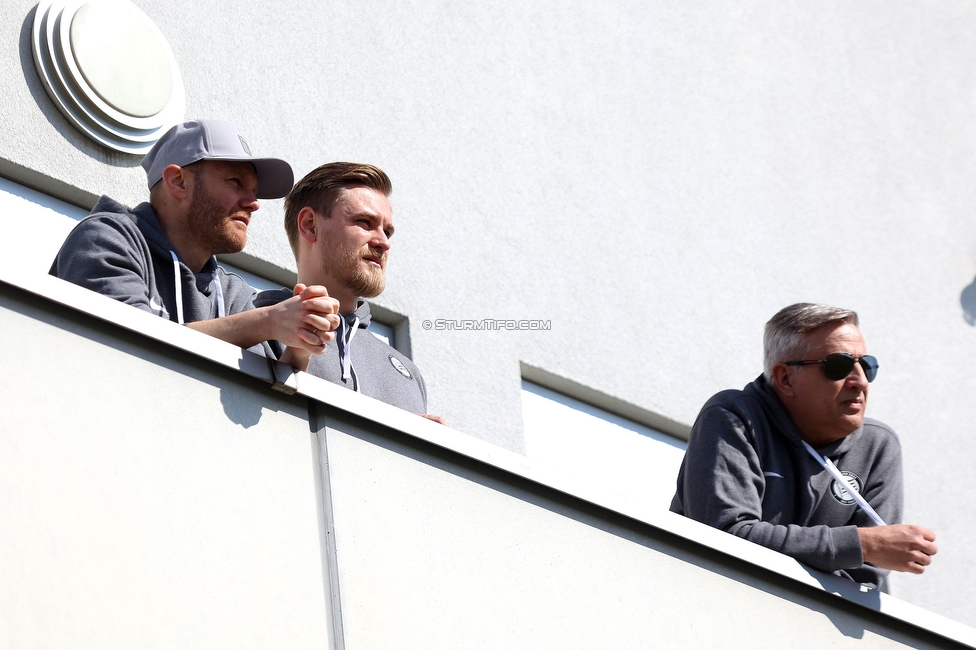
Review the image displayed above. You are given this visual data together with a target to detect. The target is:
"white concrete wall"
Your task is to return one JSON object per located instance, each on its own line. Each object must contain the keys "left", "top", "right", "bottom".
{"left": 521, "top": 380, "right": 687, "bottom": 513}
{"left": 3, "top": 275, "right": 973, "bottom": 649}
{"left": 0, "top": 286, "right": 333, "bottom": 648}
{"left": 2, "top": 0, "right": 975, "bottom": 626}
{"left": 320, "top": 419, "right": 952, "bottom": 650}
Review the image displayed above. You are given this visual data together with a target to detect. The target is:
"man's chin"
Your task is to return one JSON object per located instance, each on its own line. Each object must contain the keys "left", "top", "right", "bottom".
{"left": 214, "top": 237, "right": 247, "bottom": 256}
{"left": 358, "top": 282, "right": 386, "bottom": 299}
{"left": 351, "top": 270, "right": 386, "bottom": 299}
{"left": 837, "top": 413, "right": 865, "bottom": 435}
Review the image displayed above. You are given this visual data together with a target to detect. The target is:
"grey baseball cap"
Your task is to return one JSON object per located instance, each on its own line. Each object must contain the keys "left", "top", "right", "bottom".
{"left": 141, "top": 119, "right": 294, "bottom": 199}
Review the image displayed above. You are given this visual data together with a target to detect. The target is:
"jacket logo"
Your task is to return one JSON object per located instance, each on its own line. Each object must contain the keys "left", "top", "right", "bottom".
{"left": 389, "top": 355, "right": 413, "bottom": 379}
{"left": 830, "top": 471, "right": 863, "bottom": 506}
{"left": 149, "top": 297, "right": 168, "bottom": 315}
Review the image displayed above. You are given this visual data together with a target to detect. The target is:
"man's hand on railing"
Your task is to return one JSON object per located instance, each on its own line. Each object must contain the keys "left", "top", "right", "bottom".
{"left": 858, "top": 524, "right": 938, "bottom": 574}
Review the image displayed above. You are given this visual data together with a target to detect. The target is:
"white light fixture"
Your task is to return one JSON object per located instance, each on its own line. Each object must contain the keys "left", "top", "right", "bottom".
{"left": 32, "top": 0, "right": 186, "bottom": 155}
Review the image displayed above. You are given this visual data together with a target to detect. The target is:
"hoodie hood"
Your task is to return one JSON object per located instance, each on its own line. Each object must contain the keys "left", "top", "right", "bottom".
{"left": 745, "top": 375, "right": 863, "bottom": 459}
{"left": 90, "top": 196, "right": 219, "bottom": 282}
{"left": 91, "top": 196, "right": 168, "bottom": 256}
{"left": 52, "top": 194, "right": 256, "bottom": 327}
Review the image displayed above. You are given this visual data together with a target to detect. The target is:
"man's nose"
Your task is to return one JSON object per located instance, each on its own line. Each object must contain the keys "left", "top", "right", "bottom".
{"left": 241, "top": 194, "right": 259, "bottom": 212}
{"left": 372, "top": 228, "right": 390, "bottom": 252}
{"left": 846, "top": 361, "right": 870, "bottom": 390}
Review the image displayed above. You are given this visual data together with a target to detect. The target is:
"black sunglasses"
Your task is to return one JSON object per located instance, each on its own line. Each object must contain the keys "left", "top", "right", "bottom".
{"left": 784, "top": 353, "right": 879, "bottom": 383}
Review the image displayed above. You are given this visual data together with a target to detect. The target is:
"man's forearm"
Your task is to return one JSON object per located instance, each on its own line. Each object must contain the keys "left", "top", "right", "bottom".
{"left": 726, "top": 519, "right": 864, "bottom": 573}
{"left": 187, "top": 308, "right": 272, "bottom": 348}
{"left": 187, "top": 296, "right": 335, "bottom": 357}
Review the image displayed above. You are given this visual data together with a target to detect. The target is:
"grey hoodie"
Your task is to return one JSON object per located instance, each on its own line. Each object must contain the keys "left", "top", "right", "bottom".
{"left": 50, "top": 196, "right": 258, "bottom": 326}
{"left": 255, "top": 289, "right": 428, "bottom": 414}
{"left": 670, "top": 375, "right": 903, "bottom": 588}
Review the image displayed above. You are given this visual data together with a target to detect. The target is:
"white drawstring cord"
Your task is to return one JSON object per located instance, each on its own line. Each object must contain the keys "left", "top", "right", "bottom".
{"left": 801, "top": 440, "right": 886, "bottom": 526}
{"left": 339, "top": 315, "right": 360, "bottom": 392}
{"left": 169, "top": 251, "right": 184, "bottom": 325}
{"left": 169, "top": 251, "right": 225, "bottom": 323}
{"left": 212, "top": 268, "right": 225, "bottom": 318}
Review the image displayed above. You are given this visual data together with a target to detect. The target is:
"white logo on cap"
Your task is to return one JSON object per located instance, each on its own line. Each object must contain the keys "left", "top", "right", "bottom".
{"left": 389, "top": 355, "right": 413, "bottom": 379}
{"left": 238, "top": 135, "right": 251, "bottom": 155}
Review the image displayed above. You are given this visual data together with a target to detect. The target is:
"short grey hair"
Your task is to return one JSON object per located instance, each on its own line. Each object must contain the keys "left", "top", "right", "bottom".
{"left": 763, "top": 303, "right": 859, "bottom": 383}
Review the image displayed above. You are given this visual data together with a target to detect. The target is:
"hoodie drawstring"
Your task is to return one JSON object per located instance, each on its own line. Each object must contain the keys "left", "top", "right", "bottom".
{"left": 212, "top": 270, "right": 225, "bottom": 318}
{"left": 169, "top": 251, "right": 185, "bottom": 325}
{"left": 169, "top": 250, "right": 224, "bottom": 324}
{"left": 338, "top": 315, "right": 361, "bottom": 392}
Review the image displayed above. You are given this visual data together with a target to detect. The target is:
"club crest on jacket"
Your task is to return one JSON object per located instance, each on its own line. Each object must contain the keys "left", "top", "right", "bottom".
{"left": 831, "top": 471, "right": 863, "bottom": 506}
{"left": 389, "top": 355, "right": 413, "bottom": 379}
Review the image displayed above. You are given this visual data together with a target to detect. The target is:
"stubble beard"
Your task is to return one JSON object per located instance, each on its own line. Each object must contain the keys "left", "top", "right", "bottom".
{"left": 323, "top": 244, "right": 386, "bottom": 299}
{"left": 187, "top": 180, "right": 248, "bottom": 256}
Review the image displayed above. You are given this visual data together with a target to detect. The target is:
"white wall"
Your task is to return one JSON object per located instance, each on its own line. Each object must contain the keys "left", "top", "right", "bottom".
{"left": 0, "top": 177, "right": 85, "bottom": 274}
{"left": 2, "top": 0, "right": 975, "bottom": 626}
{"left": 3, "top": 277, "right": 970, "bottom": 649}
{"left": 521, "top": 380, "right": 686, "bottom": 513}
{"left": 0, "top": 284, "right": 333, "bottom": 649}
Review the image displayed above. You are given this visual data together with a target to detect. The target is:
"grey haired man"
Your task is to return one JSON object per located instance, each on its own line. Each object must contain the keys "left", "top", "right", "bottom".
{"left": 670, "top": 303, "right": 937, "bottom": 589}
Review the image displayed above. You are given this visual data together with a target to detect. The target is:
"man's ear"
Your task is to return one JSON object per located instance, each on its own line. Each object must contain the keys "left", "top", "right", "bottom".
{"left": 771, "top": 363, "right": 797, "bottom": 398}
{"left": 160, "top": 164, "right": 190, "bottom": 200}
{"left": 297, "top": 207, "right": 319, "bottom": 243}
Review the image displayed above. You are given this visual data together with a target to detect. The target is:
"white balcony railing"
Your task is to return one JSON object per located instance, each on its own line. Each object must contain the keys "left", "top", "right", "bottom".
{"left": 1, "top": 267, "right": 973, "bottom": 649}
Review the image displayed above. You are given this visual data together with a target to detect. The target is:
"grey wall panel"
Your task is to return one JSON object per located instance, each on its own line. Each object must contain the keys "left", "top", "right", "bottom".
{"left": 0, "top": 289, "right": 332, "bottom": 649}
{"left": 315, "top": 410, "right": 957, "bottom": 649}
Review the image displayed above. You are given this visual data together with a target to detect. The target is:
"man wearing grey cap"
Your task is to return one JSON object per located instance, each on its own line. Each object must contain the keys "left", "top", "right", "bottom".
{"left": 50, "top": 119, "right": 338, "bottom": 363}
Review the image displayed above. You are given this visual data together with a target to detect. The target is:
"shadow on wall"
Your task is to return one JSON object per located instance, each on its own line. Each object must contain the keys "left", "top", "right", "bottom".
{"left": 219, "top": 385, "right": 264, "bottom": 429}
{"left": 962, "top": 276, "right": 976, "bottom": 326}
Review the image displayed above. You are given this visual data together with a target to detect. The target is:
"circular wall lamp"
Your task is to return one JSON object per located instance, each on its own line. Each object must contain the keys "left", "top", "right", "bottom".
{"left": 32, "top": 0, "right": 185, "bottom": 155}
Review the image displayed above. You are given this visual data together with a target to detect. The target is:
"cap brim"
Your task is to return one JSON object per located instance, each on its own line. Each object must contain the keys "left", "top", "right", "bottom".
{"left": 204, "top": 155, "right": 295, "bottom": 199}
{"left": 252, "top": 158, "right": 295, "bottom": 199}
